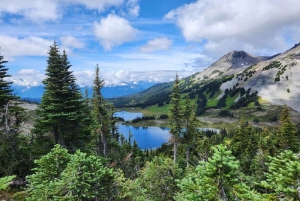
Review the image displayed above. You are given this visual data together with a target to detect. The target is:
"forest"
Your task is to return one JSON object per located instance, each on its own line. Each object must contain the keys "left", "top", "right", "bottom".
{"left": 1, "top": 42, "right": 300, "bottom": 200}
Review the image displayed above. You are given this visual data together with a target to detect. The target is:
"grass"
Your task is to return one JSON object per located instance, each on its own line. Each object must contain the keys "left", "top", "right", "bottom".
{"left": 224, "top": 93, "right": 239, "bottom": 109}
{"left": 147, "top": 104, "right": 170, "bottom": 115}
{"left": 206, "top": 90, "right": 221, "bottom": 107}
{"left": 121, "top": 93, "right": 197, "bottom": 117}
{"left": 121, "top": 104, "right": 170, "bottom": 116}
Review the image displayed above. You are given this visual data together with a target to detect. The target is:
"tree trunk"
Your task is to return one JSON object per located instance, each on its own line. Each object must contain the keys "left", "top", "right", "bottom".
{"left": 173, "top": 140, "right": 177, "bottom": 164}
{"left": 98, "top": 128, "right": 107, "bottom": 157}
{"left": 220, "top": 186, "right": 228, "bottom": 201}
{"left": 4, "top": 103, "right": 10, "bottom": 134}
{"left": 186, "top": 146, "right": 190, "bottom": 168}
{"left": 101, "top": 130, "right": 107, "bottom": 157}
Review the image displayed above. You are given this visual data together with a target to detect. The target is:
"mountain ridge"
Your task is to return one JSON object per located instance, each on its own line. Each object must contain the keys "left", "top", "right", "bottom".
{"left": 11, "top": 81, "right": 157, "bottom": 102}
{"left": 110, "top": 43, "right": 300, "bottom": 113}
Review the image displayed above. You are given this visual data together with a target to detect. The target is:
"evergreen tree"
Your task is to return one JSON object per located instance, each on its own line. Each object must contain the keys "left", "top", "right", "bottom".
{"left": 92, "top": 64, "right": 111, "bottom": 157}
{"left": 277, "top": 106, "right": 300, "bottom": 152}
{"left": 250, "top": 128, "right": 277, "bottom": 183}
{"left": 26, "top": 145, "right": 115, "bottom": 200}
{"left": 261, "top": 150, "right": 300, "bottom": 200}
{"left": 183, "top": 97, "right": 199, "bottom": 167}
{"left": 0, "top": 53, "right": 31, "bottom": 178}
{"left": 176, "top": 145, "right": 262, "bottom": 200}
{"left": 33, "top": 42, "right": 92, "bottom": 152}
{"left": 169, "top": 74, "right": 183, "bottom": 163}
{"left": 116, "top": 157, "right": 182, "bottom": 201}
{"left": 231, "top": 119, "right": 259, "bottom": 174}
{"left": 0, "top": 52, "right": 22, "bottom": 133}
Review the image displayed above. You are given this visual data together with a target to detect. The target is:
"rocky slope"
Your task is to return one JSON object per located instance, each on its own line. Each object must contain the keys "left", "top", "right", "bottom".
{"left": 235, "top": 43, "right": 300, "bottom": 112}
{"left": 207, "top": 43, "right": 300, "bottom": 112}
{"left": 194, "top": 50, "right": 272, "bottom": 81}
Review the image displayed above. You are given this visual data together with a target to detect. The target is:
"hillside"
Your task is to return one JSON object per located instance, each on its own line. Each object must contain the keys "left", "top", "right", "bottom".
{"left": 230, "top": 43, "right": 300, "bottom": 112}
{"left": 108, "top": 82, "right": 174, "bottom": 108}
{"left": 110, "top": 43, "right": 300, "bottom": 118}
{"left": 109, "top": 50, "right": 274, "bottom": 109}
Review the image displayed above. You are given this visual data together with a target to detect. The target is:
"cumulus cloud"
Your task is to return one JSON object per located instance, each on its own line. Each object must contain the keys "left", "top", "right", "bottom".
{"left": 165, "top": 0, "right": 300, "bottom": 56}
{"left": 0, "top": 0, "right": 124, "bottom": 23}
{"left": 7, "top": 69, "right": 45, "bottom": 87}
{"left": 126, "top": 0, "right": 140, "bottom": 17}
{"left": 93, "top": 14, "right": 137, "bottom": 51}
{"left": 60, "top": 36, "right": 85, "bottom": 49}
{"left": 73, "top": 70, "right": 195, "bottom": 86}
{"left": 10, "top": 68, "right": 197, "bottom": 87}
{"left": 0, "top": 0, "right": 60, "bottom": 22}
{"left": 140, "top": 37, "right": 172, "bottom": 53}
{"left": 0, "top": 35, "right": 52, "bottom": 57}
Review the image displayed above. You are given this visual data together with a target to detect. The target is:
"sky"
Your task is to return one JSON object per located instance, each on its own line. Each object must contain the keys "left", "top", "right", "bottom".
{"left": 1, "top": 0, "right": 300, "bottom": 87}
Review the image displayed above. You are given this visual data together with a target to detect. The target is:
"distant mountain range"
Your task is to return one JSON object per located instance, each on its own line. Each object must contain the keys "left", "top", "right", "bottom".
{"left": 110, "top": 43, "right": 300, "bottom": 113}
{"left": 11, "top": 81, "right": 156, "bottom": 103}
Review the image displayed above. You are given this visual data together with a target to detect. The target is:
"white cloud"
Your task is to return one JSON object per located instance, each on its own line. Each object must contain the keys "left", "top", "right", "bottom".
{"left": 140, "top": 37, "right": 172, "bottom": 53}
{"left": 126, "top": 0, "right": 140, "bottom": 17}
{"left": 0, "top": 0, "right": 124, "bottom": 23}
{"left": 10, "top": 67, "right": 197, "bottom": 87}
{"left": 0, "top": 0, "right": 61, "bottom": 23}
{"left": 60, "top": 36, "right": 85, "bottom": 49}
{"left": 165, "top": 0, "right": 300, "bottom": 56}
{"left": 0, "top": 35, "right": 52, "bottom": 57}
{"left": 93, "top": 14, "right": 137, "bottom": 51}
{"left": 0, "top": 35, "right": 86, "bottom": 58}
{"left": 73, "top": 69, "right": 195, "bottom": 86}
{"left": 8, "top": 69, "right": 45, "bottom": 87}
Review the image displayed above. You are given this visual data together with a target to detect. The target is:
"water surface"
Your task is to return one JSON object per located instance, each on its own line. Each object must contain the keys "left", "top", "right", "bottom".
{"left": 117, "top": 124, "right": 170, "bottom": 149}
{"left": 114, "top": 111, "right": 219, "bottom": 149}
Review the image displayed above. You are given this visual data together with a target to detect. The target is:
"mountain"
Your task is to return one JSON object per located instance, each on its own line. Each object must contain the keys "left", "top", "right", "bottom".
{"left": 82, "top": 81, "right": 157, "bottom": 98}
{"left": 11, "top": 85, "right": 44, "bottom": 103}
{"left": 193, "top": 50, "right": 274, "bottom": 81}
{"left": 221, "top": 43, "right": 300, "bottom": 112}
{"left": 11, "top": 81, "right": 157, "bottom": 103}
{"left": 109, "top": 50, "right": 275, "bottom": 108}
{"left": 108, "top": 82, "right": 174, "bottom": 108}
{"left": 110, "top": 43, "right": 300, "bottom": 113}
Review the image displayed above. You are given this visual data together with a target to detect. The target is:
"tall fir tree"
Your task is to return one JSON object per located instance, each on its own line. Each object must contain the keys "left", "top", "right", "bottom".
{"left": 34, "top": 42, "right": 92, "bottom": 152}
{"left": 277, "top": 105, "right": 300, "bottom": 152}
{"left": 0, "top": 52, "right": 22, "bottom": 133}
{"left": 92, "top": 64, "right": 111, "bottom": 157}
{"left": 169, "top": 74, "right": 183, "bottom": 163}
{"left": 182, "top": 97, "right": 199, "bottom": 167}
{"left": 0, "top": 54, "right": 14, "bottom": 108}
{"left": 0, "top": 52, "right": 31, "bottom": 178}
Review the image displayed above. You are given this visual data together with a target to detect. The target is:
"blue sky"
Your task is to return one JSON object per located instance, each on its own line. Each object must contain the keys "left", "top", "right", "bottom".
{"left": 1, "top": 0, "right": 300, "bottom": 87}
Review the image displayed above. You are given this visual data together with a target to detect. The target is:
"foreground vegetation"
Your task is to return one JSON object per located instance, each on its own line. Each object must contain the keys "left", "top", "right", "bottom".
{"left": 1, "top": 43, "right": 300, "bottom": 200}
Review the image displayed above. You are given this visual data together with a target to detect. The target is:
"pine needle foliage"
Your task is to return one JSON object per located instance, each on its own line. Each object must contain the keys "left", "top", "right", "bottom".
{"left": 169, "top": 74, "right": 183, "bottom": 163}
{"left": 92, "top": 64, "right": 111, "bottom": 157}
{"left": 33, "top": 42, "right": 92, "bottom": 152}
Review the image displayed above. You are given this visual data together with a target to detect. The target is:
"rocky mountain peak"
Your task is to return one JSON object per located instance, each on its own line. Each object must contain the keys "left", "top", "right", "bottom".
{"left": 194, "top": 49, "right": 273, "bottom": 82}
{"left": 228, "top": 50, "right": 249, "bottom": 59}
{"left": 292, "top": 42, "right": 300, "bottom": 49}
